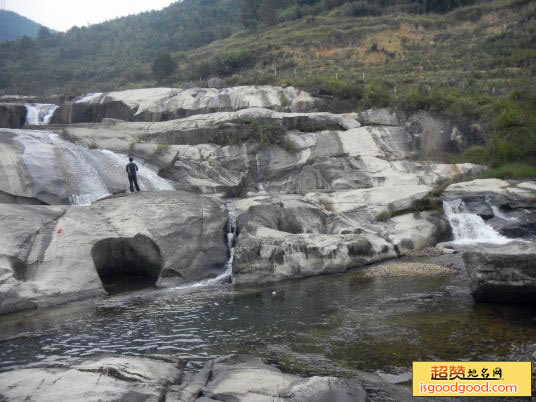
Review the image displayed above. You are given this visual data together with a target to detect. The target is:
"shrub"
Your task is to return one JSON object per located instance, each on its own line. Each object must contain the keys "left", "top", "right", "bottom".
{"left": 481, "top": 163, "right": 536, "bottom": 179}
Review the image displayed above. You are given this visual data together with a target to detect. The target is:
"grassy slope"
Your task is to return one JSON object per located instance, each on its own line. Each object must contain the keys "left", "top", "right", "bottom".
{"left": 171, "top": 0, "right": 536, "bottom": 173}
{"left": 178, "top": 0, "right": 535, "bottom": 95}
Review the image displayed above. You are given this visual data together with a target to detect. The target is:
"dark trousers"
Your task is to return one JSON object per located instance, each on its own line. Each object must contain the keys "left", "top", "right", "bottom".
{"left": 128, "top": 174, "right": 140, "bottom": 192}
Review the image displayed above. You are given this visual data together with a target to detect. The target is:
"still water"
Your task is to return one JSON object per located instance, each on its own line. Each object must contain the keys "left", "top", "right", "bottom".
{"left": 1, "top": 263, "right": 535, "bottom": 377}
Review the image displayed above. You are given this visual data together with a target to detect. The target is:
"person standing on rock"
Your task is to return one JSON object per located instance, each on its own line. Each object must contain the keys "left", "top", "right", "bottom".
{"left": 126, "top": 157, "right": 141, "bottom": 193}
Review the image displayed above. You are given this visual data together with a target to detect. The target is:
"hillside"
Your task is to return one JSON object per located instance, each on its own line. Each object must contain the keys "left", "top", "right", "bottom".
{"left": 0, "top": 10, "right": 46, "bottom": 41}
{"left": 0, "top": 0, "right": 502, "bottom": 96}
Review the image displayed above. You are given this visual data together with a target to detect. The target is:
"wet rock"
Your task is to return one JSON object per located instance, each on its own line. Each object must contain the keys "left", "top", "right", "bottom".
{"left": 358, "top": 108, "right": 403, "bottom": 126}
{"left": 463, "top": 242, "right": 536, "bottom": 303}
{"left": 0, "top": 103, "right": 26, "bottom": 128}
{"left": 500, "top": 219, "right": 536, "bottom": 239}
{"left": 0, "top": 355, "right": 183, "bottom": 402}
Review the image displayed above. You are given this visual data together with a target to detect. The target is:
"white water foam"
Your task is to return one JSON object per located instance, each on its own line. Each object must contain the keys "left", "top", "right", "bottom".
{"left": 48, "top": 134, "right": 111, "bottom": 205}
{"left": 443, "top": 199, "right": 511, "bottom": 245}
{"left": 25, "top": 104, "right": 59, "bottom": 125}
{"left": 491, "top": 205, "right": 517, "bottom": 221}
{"left": 173, "top": 201, "right": 237, "bottom": 290}
{"left": 97, "top": 150, "right": 174, "bottom": 192}
{"left": 75, "top": 93, "right": 103, "bottom": 103}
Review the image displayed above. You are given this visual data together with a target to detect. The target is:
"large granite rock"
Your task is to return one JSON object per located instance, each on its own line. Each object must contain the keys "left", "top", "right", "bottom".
{"left": 59, "top": 108, "right": 483, "bottom": 197}
{"left": 168, "top": 354, "right": 429, "bottom": 402}
{"left": 0, "top": 355, "right": 183, "bottom": 402}
{"left": 0, "top": 354, "right": 434, "bottom": 402}
{"left": 0, "top": 192, "right": 228, "bottom": 315}
{"left": 232, "top": 189, "right": 450, "bottom": 284}
{"left": 463, "top": 242, "right": 536, "bottom": 303}
{"left": 51, "top": 86, "right": 319, "bottom": 124}
{"left": 0, "top": 129, "right": 175, "bottom": 205}
{"left": 444, "top": 179, "right": 536, "bottom": 240}
{"left": 0, "top": 103, "right": 27, "bottom": 128}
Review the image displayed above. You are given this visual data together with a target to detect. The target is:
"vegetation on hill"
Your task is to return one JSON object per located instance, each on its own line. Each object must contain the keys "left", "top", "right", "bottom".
{"left": 0, "top": 10, "right": 47, "bottom": 41}
{"left": 0, "top": 0, "right": 534, "bottom": 174}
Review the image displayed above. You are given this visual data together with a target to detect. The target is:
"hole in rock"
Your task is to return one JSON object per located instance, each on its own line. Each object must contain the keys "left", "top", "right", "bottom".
{"left": 91, "top": 235, "right": 162, "bottom": 295}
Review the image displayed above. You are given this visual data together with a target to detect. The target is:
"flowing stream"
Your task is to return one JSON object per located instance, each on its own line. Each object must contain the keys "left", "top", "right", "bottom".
{"left": 0, "top": 262, "right": 535, "bottom": 376}
{"left": 13, "top": 129, "right": 174, "bottom": 205}
{"left": 443, "top": 199, "right": 511, "bottom": 245}
{"left": 24, "top": 104, "right": 59, "bottom": 126}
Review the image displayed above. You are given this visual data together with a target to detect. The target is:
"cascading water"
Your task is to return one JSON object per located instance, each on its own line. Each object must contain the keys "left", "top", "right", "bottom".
{"left": 75, "top": 93, "right": 103, "bottom": 103}
{"left": 491, "top": 205, "right": 517, "bottom": 221}
{"left": 443, "top": 199, "right": 511, "bottom": 245}
{"left": 48, "top": 134, "right": 112, "bottom": 205}
{"left": 12, "top": 129, "right": 173, "bottom": 205}
{"left": 177, "top": 200, "right": 237, "bottom": 289}
{"left": 96, "top": 150, "right": 174, "bottom": 192}
{"left": 25, "top": 104, "right": 59, "bottom": 126}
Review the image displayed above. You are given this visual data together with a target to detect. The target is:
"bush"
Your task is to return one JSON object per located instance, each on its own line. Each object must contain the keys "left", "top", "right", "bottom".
{"left": 358, "top": 80, "right": 393, "bottom": 109}
{"left": 295, "top": 75, "right": 363, "bottom": 101}
{"left": 481, "top": 163, "right": 536, "bottom": 179}
{"left": 152, "top": 53, "right": 177, "bottom": 81}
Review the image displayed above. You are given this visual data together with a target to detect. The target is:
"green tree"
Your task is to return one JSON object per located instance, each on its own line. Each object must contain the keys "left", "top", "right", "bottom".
{"left": 152, "top": 53, "right": 177, "bottom": 81}
{"left": 38, "top": 26, "right": 51, "bottom": 39}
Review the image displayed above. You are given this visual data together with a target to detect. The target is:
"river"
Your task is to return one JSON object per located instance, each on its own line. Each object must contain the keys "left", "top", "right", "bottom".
{"left": 1, "top": 254, "right": 535, "bottom": 378}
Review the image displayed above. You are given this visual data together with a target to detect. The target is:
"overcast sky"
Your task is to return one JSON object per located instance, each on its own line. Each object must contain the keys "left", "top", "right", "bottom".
{"left": 5, "top": 0, "right": 178, "bottom": 31}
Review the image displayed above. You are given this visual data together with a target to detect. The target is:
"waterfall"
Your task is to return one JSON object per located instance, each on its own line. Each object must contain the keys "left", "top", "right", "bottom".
{"left": 176, "top": 201, "right": 237, "bottom": 289}
{"left": 96, "top": 150, "right": 175, "bottom": 192}
{"left": 25, "top": 104, "right": 59, "bottom": 126}
{"left": 75, "top": 93, "right": 103, "bottom": 103}
{"left": 491, "top": 205, "right": 517, "bottom": 221}
{"left": 13, "top": 129, "right": 173, "bottom": 205}
{"left": 48, "top": 134, "right": 111, "bottom": 205}
{"left": 443, "top": 199, "right": 511, "bottom": 245}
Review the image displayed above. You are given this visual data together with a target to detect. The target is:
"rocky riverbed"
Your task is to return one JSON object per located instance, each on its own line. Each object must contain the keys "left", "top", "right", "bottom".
{"left": 0, "top": 85, "right": 535, "bottom": 400}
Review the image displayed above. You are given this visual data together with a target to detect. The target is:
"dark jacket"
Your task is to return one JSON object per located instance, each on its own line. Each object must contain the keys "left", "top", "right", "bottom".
{"left": 126, "top": 162, "right": 138, "bottom": 176}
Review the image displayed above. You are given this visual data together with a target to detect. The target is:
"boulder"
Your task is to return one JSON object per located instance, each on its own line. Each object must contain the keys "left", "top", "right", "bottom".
{"left": 208, "top": 77, "right": 224, "bottom": 89}
{"left": 232, "top": 190, "right": 450, "bottom": 284}
{"left": 0, "top": 353, "right": 433, "bottom": 402}
{"left": 358, "top": 108, "right": 403, "bottom": 126}
{"left": 0, "top": 355, "right": 183, "bottom": 402}
{"left": 405, "top": 111, "right": 464, "bottom": 157}
{"left": 0, "top": 191, "right": 228, "bottom": 315}
{"left": 443, "top": 179, "right": 536, "bottom": 240}
{"left": 463, "top": 242, "right": 536, "bottom": 303}
{"left": 175, "top": 354, "right": 425, "bottom": 402}
{"left": 0, "top": 103, "right": 26, "bottom": 128}
{"left": 0, "top": 128, "right": 175, "bottom": 205}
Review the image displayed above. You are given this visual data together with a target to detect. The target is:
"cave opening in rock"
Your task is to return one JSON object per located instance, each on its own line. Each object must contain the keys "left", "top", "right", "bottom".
{"left": 91, "top": 235, "right": 162, "bottom": 295}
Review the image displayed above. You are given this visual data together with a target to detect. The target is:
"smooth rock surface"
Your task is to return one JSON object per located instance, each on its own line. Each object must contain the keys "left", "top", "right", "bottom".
{"left": 0, "top": 355, "right": 183, "bottom": 402}
{"left": 0, "top": 103, "right": 26, "bottom": 128}
{"left": 0, "top": 192, "right": 228, "bottom": 315}
{"left": 463, "top": 241, "right": 536, "bottom": 303}
{"left": 184, "top": 354, "right": 424, "bottom": 402}
{"left": 51, "top": 86, "right": 319, "bottom": 124}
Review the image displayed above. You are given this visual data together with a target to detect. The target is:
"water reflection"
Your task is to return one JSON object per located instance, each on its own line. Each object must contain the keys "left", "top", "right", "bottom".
{"left": 0, "top": 269, "right": 535, "bottom": 376}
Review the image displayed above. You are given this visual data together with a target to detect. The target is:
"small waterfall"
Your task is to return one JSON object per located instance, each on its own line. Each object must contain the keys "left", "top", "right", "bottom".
{"left": 491, "top": 205, "right": 517, "bottom": 221}
{"left": 25, "top": 104, "right": 59, "bottom": 126}
{"left": 443, "top": 199, "right": 511, "bottom": 245}
{"left": 178, "top": 201, "right": 237, "bottom": 289}
{"left": 97, "top": 150, "right": 175, "bottom": 192}
{"left": 13, "top": 129, "right": 173, "bottom": 205}
{"left": 48, "top": 134, "right": 111, "bottom": 205}
{"left": 75, "top": 93, "right": 103, "bottom": 103}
